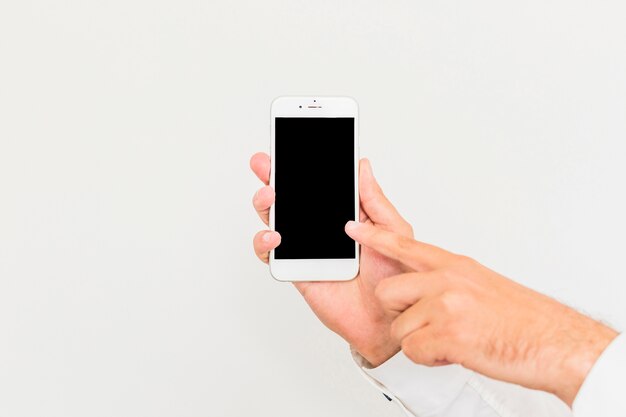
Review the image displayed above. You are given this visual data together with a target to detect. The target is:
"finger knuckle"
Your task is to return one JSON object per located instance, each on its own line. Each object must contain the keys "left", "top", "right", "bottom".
{"left": 455, "top": 255, "right": 479, "bottom": 270}
{"left": 436, "top": 291, "right": 464, "bottom": 316}
{"left": 440, "top": 318, "right": 462, "bottom": 343}
{"left": 401, "top": 337, "right": 436, "bottom": 366}
{"left": 440, "top": 267, "right": 457, "bottom": 281}
{"left": 374, "top": 280, "right": 391, "bottom": 303}
{"left": 442, "top": 256, "right": 478, "bottom": 283}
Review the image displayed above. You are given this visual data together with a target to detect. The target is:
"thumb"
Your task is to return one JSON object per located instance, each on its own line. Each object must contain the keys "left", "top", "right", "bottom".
{"left": 360, "top": 158, "right": 411, "bottom": 234}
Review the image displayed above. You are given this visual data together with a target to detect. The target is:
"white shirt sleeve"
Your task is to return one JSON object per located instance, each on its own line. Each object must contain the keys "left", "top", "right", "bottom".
{"left": 352, "top": 348, "right": 572, "bottom": 417}
{"left": 573, "top": 332, "right": 626, "bottom": 417}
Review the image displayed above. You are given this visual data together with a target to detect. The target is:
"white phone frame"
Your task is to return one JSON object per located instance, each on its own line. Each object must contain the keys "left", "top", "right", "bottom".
{"left": 269, "top": 96, "right": 360, "bottom": 282}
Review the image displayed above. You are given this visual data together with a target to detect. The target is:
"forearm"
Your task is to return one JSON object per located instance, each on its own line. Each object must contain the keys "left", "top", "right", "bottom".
{"left": 546, "top": 312, "right": 618, "bottom": 406}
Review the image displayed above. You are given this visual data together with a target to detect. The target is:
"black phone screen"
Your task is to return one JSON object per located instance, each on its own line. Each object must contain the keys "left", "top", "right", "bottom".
{"left": 274, "top": 117, "right": 356, "bottom": 260}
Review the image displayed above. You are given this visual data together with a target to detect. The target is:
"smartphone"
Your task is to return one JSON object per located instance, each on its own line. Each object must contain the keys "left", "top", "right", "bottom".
{"left": 269, "top": 96, "right": 360, "bottom": 282}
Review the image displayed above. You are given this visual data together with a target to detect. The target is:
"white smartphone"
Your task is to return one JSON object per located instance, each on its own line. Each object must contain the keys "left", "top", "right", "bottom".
{"left": 269, "top": 96, "right": 360, "bottom": 282}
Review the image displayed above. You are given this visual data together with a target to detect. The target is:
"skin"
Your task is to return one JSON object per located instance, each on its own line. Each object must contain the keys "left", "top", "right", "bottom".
{"left": 250, "top": 152, "right": 411, "bottom": 366}
{"left": 344, "top": 220, "right": 619, "bottom": 407}
{"left": 251, "top": 151, "right": 618, "bottom": 407}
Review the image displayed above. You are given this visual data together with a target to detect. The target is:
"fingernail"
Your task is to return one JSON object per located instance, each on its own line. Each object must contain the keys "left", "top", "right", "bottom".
{"left": 345, "top": 220, "right": 359, "bottom": 231}
{"left": 262, "top": 232, "right": 272, "bottom": 242}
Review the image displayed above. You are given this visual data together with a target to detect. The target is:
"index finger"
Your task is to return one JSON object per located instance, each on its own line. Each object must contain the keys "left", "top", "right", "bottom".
{"left": 375, "top": 271, "right": 447, "bottom": 314}
{"left": 345, "top": 221, "right": 454, "bottom": 271}
{"left": 250, "top": 152, "right": 270, "bottom": 185}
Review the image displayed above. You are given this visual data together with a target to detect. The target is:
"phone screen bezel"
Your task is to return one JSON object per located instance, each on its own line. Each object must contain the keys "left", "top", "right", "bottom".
{"left": 269, "top": 96, "right": 360, "bottom": 282}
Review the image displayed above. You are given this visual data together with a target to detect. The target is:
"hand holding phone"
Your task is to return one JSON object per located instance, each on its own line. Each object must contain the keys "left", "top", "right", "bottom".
{"left": 250, "top": 109, "right": 415, "bottom": 365}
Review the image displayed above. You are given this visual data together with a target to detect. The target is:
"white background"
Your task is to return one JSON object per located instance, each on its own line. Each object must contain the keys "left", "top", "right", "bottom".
{"left": 1, "top": 1, "right": 626, "bottom": 416}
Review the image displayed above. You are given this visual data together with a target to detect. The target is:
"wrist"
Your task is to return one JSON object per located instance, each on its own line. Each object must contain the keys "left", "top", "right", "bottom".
{"left": 550, "top": 315, "right": 618, "bottom": 407}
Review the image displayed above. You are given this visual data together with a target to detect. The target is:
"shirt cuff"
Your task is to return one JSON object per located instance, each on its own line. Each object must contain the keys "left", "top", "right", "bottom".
{"left": 351, "top": 348, "right": 472, "bottom": 416}
{"left": 573, "top": 332, "right": 626, "bottom": 417}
